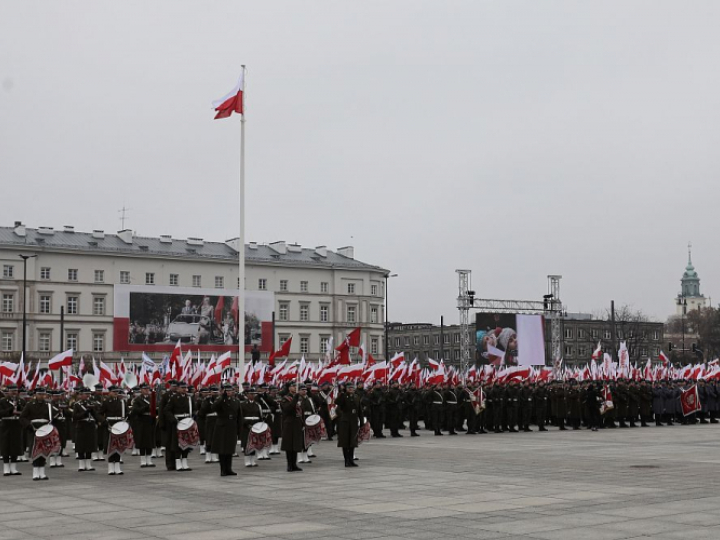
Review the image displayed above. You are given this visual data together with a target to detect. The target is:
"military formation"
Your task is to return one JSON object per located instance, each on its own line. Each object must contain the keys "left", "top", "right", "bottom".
{"left": 1, "top": 376, "right": 716, "bottom": 480}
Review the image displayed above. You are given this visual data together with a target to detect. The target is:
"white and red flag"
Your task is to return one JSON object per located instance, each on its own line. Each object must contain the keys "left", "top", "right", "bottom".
{"left": 48, "top": 349, "right": 73, "bottom": 370}
{"left": 213, "top": 71, "right": 245, "bottom": 120}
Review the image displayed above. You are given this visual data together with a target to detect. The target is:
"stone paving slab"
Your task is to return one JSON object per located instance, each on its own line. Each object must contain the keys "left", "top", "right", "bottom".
{"left": 1, "top": 424, "right": 719, "bottom": 539}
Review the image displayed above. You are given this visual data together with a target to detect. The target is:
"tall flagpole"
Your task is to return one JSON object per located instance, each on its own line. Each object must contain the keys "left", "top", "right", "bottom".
{"left": 238, "top": 65, "right": 246, "bottom": 382}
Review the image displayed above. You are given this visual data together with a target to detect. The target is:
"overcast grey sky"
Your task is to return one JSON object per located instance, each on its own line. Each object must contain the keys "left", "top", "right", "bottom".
{"left": 1, "top": 1, "right": 718, "bottom": 324}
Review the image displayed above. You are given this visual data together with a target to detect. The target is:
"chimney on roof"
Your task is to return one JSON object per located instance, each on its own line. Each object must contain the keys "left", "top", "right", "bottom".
{"left": 248, "top": 242, "right": 258, "bottom": 250}
{"left": 159, "top": 234, "right": 172, "bottom": 244}
{"left": 13, "top": 222, "right": 26, "bottom": 237}
{"left": 38, "top": 226, "right": 55, "bottom": 236}
{"left": 337, "top": 246, "right": 354, "bottom": 259}
{"left": 92, "top": 230, "right": 105, "bottom": 239}
{"left": 287, "top": 243, "right": 302, "bottom": 253}
{"left": 187, "top": 237, "right": 204, "bottom": 246}
{"left": 315, "top": 246, "right": 327, "bottom": 258}
{"left": 269, "top": 241, "right": 287, "bottom": 255}
{"left": 117, "top": 229, "right": 133, "bottom": 244}
{"left": 63, "top": 225, "right": 75, "bottom": 233}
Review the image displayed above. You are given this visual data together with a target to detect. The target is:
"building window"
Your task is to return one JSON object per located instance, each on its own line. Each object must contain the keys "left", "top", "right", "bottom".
{"left": 320, "top": 337, "right": 329, "bottom": 354}
{"left": 423, "top": 335, "right": 430, "bottom": 345}
{"left": 320, "top": 305, "right": 329, "bottom": 323}
{"left": 192, "top": 275, "right": 201, "bottom": 287}
{"left": 413, "top": 336, "right": 420, "bottom": 346}
{"left": 370, "top": 306, "right": 378, "bottom": 324}
{"left": 93, "top": 296, "right": 105, "bottom": 316}
{"left": 404, "top": 337, "right": 410, "bottom": 347}
{"left": 66, "top": 296, "right": 78, "bottom": 315}
{"left": 395, "top": 338, "right": 401, "bottom": 347}
{"left": 258, "top": 278, "right": 267, "bottom": 290}
{"left": 591, "top": 329, "right": 599, "bottom": 339}
{"left": 321, "top": 282, "right": 329, "bottom": 293}
{"left": 300, "top": 337, "right": 309, "bottom": 354}
{"left": 94, "top": 270, "right": 104, "bottom": 283}
{"left": 654, "top": 348, "right": 659, "bottom": 356}
{"left": 279, "top": 280, "right": 288, "bottom": 292}
{"left": 279, "top": 302, "right": 289, "bottom": 321}
{"left": 444, "top": 335, "right": 450, "bottom": 344}
{"left": 66, "top": 332, "right": 78, "bottom": 351}
{"left": 39, "top": 295, "right": 51, "bottom": 314}
{"left": 641, "top": 347, "right": 648, "bottom": 357}
{"left": 603, "top": 330, "right": 611, "bottom": 340}
{"left": 1, "top": 332, "right": 13, "bottom": 351}
{"left": 2, "top": 294, "right": 14, "bottom": 313}
{"left": 347, "top": 305, "right": 356, "bottom": 324}
{"left": 453, "top": 333, "right": 460, "bottom": 343}
{"left": 2, "top": 265, "right": 13, "bottom": 278}
{"left": 653, "top": 330, "right": 659, "bottom": 340}
{"left": 300, "top": 281, "right": 308, "bottom": 292}
{"left": 38, "top": 333, "right": 51, "bottom": 352}
{"left": 371, "top": 284, "right": 378, "bottom": 296}
{"left": 564, "top": 345, "right": 574, "bottom": 357}
{"left": 564, "top": 328, "right": 574, "bottom": 339}
{"left": 577, "top": 329, "right": 585, "bottom": 339}
{"left": 120, "top": 271, "right": 130, "bottom": 284}
{"left": 578, "top": 346, "right": 588, "bottom": 357}
{"left": 300, "top": 304, "right": 309, "bottom": 322}
{"left": 40, "top": 267, "right": 51, "bottom": 280}
{"left": 279, "top": 334, "right": 290, "bottom": 347}
{"left": 454, "top": 349, "right": 460, "bottom": 360}
{"left": 347, "top": 283, "right": 355, "bottom": 294}
{"left": 434, "top": 350, "right": 440, "bottom": 359}
{"left": 145, "top": 273, "right": 155, "bottom": 285}
{"left": 93, "top": 333, "right": 104, "bottom": 352}
{"left": 371, "top": 337, "right": 379, "bottom": 355}
{"left": 215, "top": 276, "right": 224, "bottom": 288}
{"left": 434, "top": 335, "right": 440, "bottom": 345}
{"left": 68, "top": 269, "right": 78, "bottom": 282}
{"left": 169, "top": 274, "right": 179, "bottom": 286}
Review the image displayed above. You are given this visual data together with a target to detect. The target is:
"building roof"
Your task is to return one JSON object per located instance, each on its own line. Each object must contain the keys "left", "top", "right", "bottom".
{"left": 0, "top": 225, "right": 388, "bottom": 273}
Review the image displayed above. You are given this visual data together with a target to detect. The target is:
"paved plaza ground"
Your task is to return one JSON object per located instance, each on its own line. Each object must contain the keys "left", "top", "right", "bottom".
{"left": 1, "top": 424, "right": 719, "bottom": 540}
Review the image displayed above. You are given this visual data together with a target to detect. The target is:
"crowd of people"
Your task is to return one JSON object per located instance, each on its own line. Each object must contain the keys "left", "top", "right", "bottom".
{"left": 0, "top": 376, "right": 715, "bottom": 481}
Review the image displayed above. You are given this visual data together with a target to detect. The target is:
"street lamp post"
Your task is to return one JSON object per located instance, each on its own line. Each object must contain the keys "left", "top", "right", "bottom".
{"left": 18, "top": 254, "right": 37, "bottom": 361}
{"left": 384, "top": 273, "right": 398, "bottom": 361}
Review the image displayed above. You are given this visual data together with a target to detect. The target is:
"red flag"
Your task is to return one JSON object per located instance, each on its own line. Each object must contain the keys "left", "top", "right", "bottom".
{"left": 269, "top": 337, "right": 292, "bottom": 365}
{"left": 681, "top": 385, "right": 701, "bottom": 416}
{"left": 346, "top": 327, "right": 361, "bottom": 348}
{"left": 214, "top": 296, "right": 225, "bottom": 325}
{"left": 213, "top": 72, "right": 244, "bottom": 120}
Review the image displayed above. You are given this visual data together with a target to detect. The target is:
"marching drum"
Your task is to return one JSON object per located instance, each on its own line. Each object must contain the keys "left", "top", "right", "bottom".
{"left": 108, "top": 421, "right": 134, "bottom": 457}
{"left": 177, "top": 418, "right": 200, "bottom": 450}
{"left": 32, "top": 424, "right": 61, "bottom": 460}
{"left": 304, "top": 414, "right": 326, "bottom": 448}
{"left": 246, "top": 422, "right": 272, "bottom": 455}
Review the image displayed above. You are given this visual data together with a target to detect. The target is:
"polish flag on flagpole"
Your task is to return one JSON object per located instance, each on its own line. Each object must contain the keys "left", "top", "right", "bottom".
{"left": 48, "top": 349, "right": 74, "bottom": 370}
{"left": 213, "top": 71, "right": 245, "bottom": 119}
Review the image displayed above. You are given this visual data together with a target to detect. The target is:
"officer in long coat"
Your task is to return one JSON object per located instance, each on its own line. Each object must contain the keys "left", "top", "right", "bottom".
{"left": 72, "top": 388, "right": 98, "bottom": 472}
{"left": 280, "top": 382, "right": 304, "bottom": 472}
{"left": 211, "top": 383, "right": 242, "bottom": 476}
{"left": 335, "top": 382, "right": 363, "bottom": 467}
{"left": 130, "top": 383, "right": 156, "bottom": 467}
{"left": 652, "top": 382, "right": 665, "bottom": 425}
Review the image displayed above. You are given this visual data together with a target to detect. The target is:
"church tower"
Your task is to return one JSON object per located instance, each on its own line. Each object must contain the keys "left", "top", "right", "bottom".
{"left": 676, "top": 242, "right": 707, "bottom": 315}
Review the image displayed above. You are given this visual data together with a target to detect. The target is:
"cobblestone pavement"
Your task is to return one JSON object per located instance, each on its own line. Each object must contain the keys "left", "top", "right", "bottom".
{"left": 1, "top": 424, "right": 719, "bottom": 540}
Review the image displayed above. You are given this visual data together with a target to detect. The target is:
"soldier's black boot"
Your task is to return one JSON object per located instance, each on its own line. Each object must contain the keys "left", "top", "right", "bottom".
{"left": 410, "top": 431, "right": 420, "bottom": 437}
{"left": 226, "top": 456, "right": 237, "bottom": 476}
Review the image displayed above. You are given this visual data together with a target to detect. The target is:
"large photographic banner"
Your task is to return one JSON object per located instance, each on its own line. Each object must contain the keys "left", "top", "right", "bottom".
{"left": 475, "top": 313, "right": 545, "bottom": 367}
{"left": 114, "top": 285, "right": 274, "bottom": 353}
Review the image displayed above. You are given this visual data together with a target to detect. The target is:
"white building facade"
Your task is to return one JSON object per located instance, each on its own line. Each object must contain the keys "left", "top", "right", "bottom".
{"left": 0, "top": 223, "right": 388, "bottom": 362}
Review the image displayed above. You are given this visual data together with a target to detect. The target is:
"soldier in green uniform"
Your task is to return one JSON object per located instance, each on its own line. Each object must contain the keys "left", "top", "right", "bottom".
{"left": 386, "top": 380, "right": 403, "bottom": 437}
{"left": 280, "top": 382, "right": 304, "bottom": 472}
{"left": 72, "top": 387, "right": 98, "bottom": 472}
{"left": 130, "top": 383, "right": 156, "bottom": 468}
{"left": 0, "top": 384, "right": 24, "bottom": 476}
{"left": 336, "top": 382, "right": 363, "bottom": 467}
{"left": 533, "top": 380, "right": 549, "bottom": 431}
{"left": 519, "top": 379, "right": 533, "bottom": 432}
{"left": 212, "top": 383, "right": 242, "bottom": 476}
